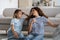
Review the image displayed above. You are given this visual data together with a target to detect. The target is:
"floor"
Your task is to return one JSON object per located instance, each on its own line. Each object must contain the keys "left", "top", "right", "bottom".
{"left": 0, "top": 34, "right": 53, "bottom": 40}
{"left": 0, "top": 30, "right": 53, "bottom": 40}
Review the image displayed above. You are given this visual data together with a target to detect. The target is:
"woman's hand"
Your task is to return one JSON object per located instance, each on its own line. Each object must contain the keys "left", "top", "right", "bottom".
{"left": 31, "top": 18, "right": 36, "bottom": 24}
{"left": 13, "top": 32, "right": 18, "bottom": 38}
{"left": 28, "top": 19, "right": 36, "bottom": 34}
{"left": 53, "top": 24, "right": 58, "bottom": 27}
{"left": 47, "top": 20, "right": 58, "bottom": 28}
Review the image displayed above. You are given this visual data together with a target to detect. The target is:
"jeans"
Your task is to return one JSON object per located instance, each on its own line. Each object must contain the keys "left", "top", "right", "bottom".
{"left": 7, "top": 30, "right": 25, "bottom": 40}
{"left": 25, "top": 33, "right": 44, "bottom": 40}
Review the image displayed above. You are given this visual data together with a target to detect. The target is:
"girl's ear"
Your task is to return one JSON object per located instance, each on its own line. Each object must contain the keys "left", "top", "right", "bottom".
{"left": 13, "top": 13, "right": 17, "bottom": 18}
{"left": 15, "top": 13, "right": 17, "bottom": 16}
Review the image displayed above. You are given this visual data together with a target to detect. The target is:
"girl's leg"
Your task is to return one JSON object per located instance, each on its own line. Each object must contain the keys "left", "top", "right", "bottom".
{"left": 8, "top": 30, "right": 19, "bottom": 40}
{"left": 7, "top": 30, "right": 14, "bottom": 40}
{"left": 8, "top": 38, "right": 18, "bottom": 40}
{"left": 25, "top": 34, "right": 34, "bottom": 40}
{"left": 33, "top": 35, "right": 44, "bottom": 40}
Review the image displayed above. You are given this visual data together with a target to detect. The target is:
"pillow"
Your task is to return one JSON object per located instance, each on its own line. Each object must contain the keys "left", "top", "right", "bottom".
{"left": 3, "top": 8, "right": 17, "bottom": 17}
{"left": 55, "top": 14, "right": 60, "bottom": 18}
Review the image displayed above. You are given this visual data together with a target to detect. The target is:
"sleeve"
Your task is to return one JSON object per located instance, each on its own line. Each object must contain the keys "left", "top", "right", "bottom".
{"left": 10, "top": 19, "right": 14, "bottom": 25}
{"left": 10, "top": 19, "right": 16, "bottom": 31}
{"left": 42, "top": 16, "right": 48, "bottom": 23}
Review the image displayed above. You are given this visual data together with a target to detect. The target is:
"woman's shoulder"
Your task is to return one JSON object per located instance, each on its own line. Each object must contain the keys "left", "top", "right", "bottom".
{"left": 41, "top": 16, "right": 48, "bottom": 22}
{"left": 35, "top": 16, "right": 45, "bottom": 19}
{"left": 41, "top": 16, "right": 47, "bottom": 19}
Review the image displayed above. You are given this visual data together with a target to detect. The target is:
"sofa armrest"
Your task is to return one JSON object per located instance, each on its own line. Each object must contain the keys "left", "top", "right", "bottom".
{"left": 48, "top": 17, "right": 60, "bottom": 24}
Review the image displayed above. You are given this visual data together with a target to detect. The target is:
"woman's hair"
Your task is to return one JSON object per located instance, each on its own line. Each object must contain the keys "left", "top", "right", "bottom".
{"left": 13, "top": 9, "right": 23, "bottom": 18}
{"left": 27, "top": 7, "right": 48, "bottom": 20}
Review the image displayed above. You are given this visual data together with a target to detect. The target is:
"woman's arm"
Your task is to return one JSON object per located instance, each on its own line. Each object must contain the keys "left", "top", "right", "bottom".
{"left": 28, "top": 19, "right": 36, "bottom": 34}
{"left": 47, "top": 20, "right": 58, "bottom": 28}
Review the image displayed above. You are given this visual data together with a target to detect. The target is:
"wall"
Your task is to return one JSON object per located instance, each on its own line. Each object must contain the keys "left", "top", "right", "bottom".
{"left": 0, "top": 0, "right": 18, "bottom": 17}
{"left": 18, "top": 0, "right": 32, "bottom": 8}
{"left": 55, "top": 0, "right": 60, "bottom": 6}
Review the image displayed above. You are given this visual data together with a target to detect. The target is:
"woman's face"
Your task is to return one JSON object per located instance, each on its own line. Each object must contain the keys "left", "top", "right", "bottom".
{"left": 31, "top": 9, "right": 39, "bottom": 17}
{"left": 16, "top": 11, "right": 23, "bottom": 18}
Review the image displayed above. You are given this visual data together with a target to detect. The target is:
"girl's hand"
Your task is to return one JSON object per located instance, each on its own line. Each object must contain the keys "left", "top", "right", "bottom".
{"left": 13, "top": 32, "right": 18, "bottom": 38}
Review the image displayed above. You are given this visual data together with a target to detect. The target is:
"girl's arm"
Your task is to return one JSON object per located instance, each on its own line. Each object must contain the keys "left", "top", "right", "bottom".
{"left": 11, "top": 24, "right": 18, "bottom": 38}
{"left": 47, "top": 20, "right": 58, "bottom": 28}
{"left": 11, "top": 24, "right": 15, "bottom": 34}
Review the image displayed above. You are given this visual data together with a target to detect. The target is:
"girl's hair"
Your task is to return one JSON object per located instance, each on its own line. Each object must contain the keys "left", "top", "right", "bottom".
{"left": 13, "top": 9, "right": 23, "bottom": 18}
{"left": 27, "top": 7, "right": 48, "bottom": 20}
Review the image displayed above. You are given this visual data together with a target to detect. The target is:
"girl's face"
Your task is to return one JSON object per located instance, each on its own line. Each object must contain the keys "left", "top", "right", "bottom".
{"left": 31, "top": 9, "right": 39, "bottom": 17}
{"left": 16, "top": 11, "right": 23, "bottom": 18}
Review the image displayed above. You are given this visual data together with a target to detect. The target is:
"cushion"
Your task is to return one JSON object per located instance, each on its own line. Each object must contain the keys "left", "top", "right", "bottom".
{"left": 55, "top": 14, "right": 60, "bottom": 18}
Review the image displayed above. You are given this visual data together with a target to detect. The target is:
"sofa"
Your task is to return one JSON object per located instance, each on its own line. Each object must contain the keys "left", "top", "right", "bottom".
{"left": 0, "top": 7, "right": 60, "bottom": 37}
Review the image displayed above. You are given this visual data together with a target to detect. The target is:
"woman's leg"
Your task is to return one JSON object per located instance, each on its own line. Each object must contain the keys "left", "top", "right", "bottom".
{"left": 25, "top": 34, "right": 34, "bottom": 40}
{"left": 33, "top": 35, "right": 44, "bottom": 40}
{"left": 19, "top": 33, "right": 24, "bottom": 38}
{"left": 18, "top": 33, "right": 25, "bottom": 40}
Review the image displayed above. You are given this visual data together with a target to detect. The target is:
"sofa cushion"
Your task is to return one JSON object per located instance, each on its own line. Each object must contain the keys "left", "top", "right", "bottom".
{"left": 55, "top": 14, "right": 60, "bottom": 18}
{"left": 3, "top": 8, "right": 27, "bottom": 18}
{"left": 3, "top": 7, "right": 60, "bottom": 17}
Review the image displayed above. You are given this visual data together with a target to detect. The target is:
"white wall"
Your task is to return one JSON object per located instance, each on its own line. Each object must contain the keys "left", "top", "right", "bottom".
{"left": 19, "top": 0, "right": 32, "bottom": 8}
{"left": 33, "top": 0, "right": 40, "bottom": 3}
{"left": 55, "top": 0, "right": 60, "bottom": 6}
{"left": 0, "top": 0, "right": 18, "bottom": 16}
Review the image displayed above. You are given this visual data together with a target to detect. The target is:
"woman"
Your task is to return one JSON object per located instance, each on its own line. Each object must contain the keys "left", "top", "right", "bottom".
{"left": 25, "top": 7, "right": 58, "bottom": 40}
